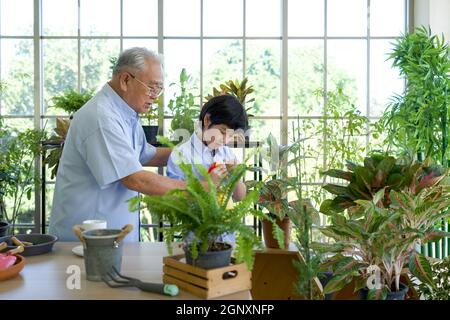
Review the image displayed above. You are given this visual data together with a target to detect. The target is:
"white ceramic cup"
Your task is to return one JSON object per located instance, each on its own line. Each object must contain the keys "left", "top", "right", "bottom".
{"left": 81, "top": 219, "right": 107, "bottom": 231}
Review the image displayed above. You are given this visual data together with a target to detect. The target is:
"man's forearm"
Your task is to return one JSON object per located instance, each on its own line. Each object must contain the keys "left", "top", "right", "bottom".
{"left": 146, "top": 147, "right": 172, "bottom": 167}
{"left": 121, "top": 170, "right": 185, "bottom": 195}
{"left": 121, "top": 170, "right": 210, "bottom": 195}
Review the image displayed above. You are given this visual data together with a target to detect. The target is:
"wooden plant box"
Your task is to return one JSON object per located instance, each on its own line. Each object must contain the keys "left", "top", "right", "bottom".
{"left": 162, "top": 254, "right": 252, "bottom": 299}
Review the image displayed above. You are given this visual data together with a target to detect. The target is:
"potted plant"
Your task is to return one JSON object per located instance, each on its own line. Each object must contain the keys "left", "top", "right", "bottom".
{"left": 43, "top": 89, "right": 94, "bottom": 179}
{"left": 129, "top": 147, "right": 275, "bottom": 270}
{"left": 167, "top": 68, "right": 199, "bottom": 137}
{"left": 285, "top": 121, "right": 327, "bottom": 300}
{"left": 0, "top": 116, "right": 44, "bottom": 235}
{"left": 246, "top": 133, "right": 300, "bottom": 249}
{"left": 380, "top": 26, "right": 450, "bottom": 259}
{"left": 141, "top": 98, "right": 160, "bottom": 144}
{"left": 316, "top": 156, "right": 450, "bottom": 299}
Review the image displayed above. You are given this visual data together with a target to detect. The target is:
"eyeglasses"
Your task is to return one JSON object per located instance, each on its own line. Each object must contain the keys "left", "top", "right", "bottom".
{"left": 128, "top": 72, "right": 164, "bottom": 98}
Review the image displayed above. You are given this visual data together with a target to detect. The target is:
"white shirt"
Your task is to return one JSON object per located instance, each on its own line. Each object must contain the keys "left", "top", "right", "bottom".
{"left": 166, "top": 133, "right": 238, "bottom": 180}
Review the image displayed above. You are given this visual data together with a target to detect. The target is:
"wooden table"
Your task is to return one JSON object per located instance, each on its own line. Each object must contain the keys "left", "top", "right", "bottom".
{"left": 0, "top": 242, "right": 251, "bottom": 300}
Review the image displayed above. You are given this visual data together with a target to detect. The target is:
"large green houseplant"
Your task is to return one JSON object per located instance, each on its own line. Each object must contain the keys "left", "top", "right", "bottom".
{"left": 0, "top": 116, "right": 44, "bottom": 235}
{"left": 315, "top": 194, "right": 414, "bottom": 299}
{"left": 381, "top": 26, "right": 450, "bottom": 259}
{"left": 129, "top": 145, "right": 274, "bottom": 270}
{"left": 381, "top": 26, "right": 450, "bottom": 167}
{"left": 316, "top": 156, "right": 450, "bottom": 299}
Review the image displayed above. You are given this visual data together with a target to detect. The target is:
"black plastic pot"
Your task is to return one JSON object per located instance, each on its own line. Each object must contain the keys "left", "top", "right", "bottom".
{"left": 359, "top": 282, "right": 409, "bottom": 300}
{"left": 184, "top": 243, "right": 232, "bottom": 269}
{"left": 142, "top": 125, "right": 159, "bottom": 144}
{"left": 0, "top": 221, "right": 10, "bottom": 237}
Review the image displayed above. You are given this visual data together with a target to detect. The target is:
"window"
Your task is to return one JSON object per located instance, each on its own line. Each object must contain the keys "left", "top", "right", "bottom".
{"left": 0, "top": 0, "right": 408, "bottom": 239}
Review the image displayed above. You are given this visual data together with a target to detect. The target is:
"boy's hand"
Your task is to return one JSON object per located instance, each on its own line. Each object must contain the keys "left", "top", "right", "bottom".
{"left": 209, "top": 163, "right": 228, "bottom": 185}
{"left": 224, "top": 159, "right": 238, "bottom": 172}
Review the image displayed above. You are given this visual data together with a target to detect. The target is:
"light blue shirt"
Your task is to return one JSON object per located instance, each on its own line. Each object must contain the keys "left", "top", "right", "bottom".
{"left": 167, "top": 133, "right": 238, "bottom": 244}
{"left": 49, "top": 83, "right": 156, "bottom": 242}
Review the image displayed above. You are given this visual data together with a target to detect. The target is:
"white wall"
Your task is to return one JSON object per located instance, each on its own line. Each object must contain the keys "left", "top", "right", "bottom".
{"left": 414, "top": 0, "right": 450, "bottom": 41}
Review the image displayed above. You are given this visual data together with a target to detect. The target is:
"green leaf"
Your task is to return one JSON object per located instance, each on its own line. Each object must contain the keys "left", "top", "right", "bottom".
{"left": 322, "top": 184, "right": 352, "bottom": 197}
{"left": 409, "top": 252, "right": 435, "bottom": 288}
{"left": 323, "top": 274, "right": 353, "bottom": 294}
{"left": 321, "top": 169, "right": 353, "bottom": 181}
{"left": 372, "top": 188, "right": 385, "bottom": 206}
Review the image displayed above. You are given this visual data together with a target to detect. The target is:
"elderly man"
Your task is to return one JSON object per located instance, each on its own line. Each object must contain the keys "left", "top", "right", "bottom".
{"left": 49, "top": 47, "right": 212, "bottom": 242}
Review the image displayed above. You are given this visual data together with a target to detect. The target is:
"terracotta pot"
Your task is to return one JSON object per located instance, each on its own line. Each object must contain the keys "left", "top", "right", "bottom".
{"left": 0, "top": 255, "right": 25, "bottom": 281}
{"left": 262, "top": 216, "right": 291, "bottom": 249}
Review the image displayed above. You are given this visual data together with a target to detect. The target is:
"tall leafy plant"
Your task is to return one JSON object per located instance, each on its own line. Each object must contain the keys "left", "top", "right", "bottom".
{"left": 296, "top": 84, "right": 380, "bottom": 209}
{"left": 0, "top": 117, "right": 44, "bottom": 232}
{"left": 288, "top": 119, "right": 324, "bottom": 300}
{"left": 167, "top": 68, "right": 199, "bottom": 134}
{"left": 381, "top": 26, "right": 450, "bottom": 167}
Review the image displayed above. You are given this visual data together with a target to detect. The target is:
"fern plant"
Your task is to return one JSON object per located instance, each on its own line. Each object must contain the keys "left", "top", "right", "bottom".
{"left": 50, "top": 89, "right": 94, "bottom": 117}
{"left": 129, "top": 157, "right": 276, "bottom": 270}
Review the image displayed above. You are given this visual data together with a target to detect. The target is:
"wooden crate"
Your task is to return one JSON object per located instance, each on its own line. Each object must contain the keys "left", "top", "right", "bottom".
{"left": 162, "top": 254, "right": 252, "bottom": 299}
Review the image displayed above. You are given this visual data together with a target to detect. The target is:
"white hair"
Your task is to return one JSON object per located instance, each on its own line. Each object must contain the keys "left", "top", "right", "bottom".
{"left": 112, "top": 47, "right": 163, "bottom": 76}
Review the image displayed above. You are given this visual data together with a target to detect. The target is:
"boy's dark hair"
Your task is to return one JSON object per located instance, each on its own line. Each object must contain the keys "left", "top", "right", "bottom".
{"left": 199, "top": 95, "right": 249, "bottom": 131}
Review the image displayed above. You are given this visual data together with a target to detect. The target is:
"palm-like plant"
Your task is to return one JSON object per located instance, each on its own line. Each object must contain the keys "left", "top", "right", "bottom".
{"left": 204, "top": 77, "right": 255, "bottom": 116}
